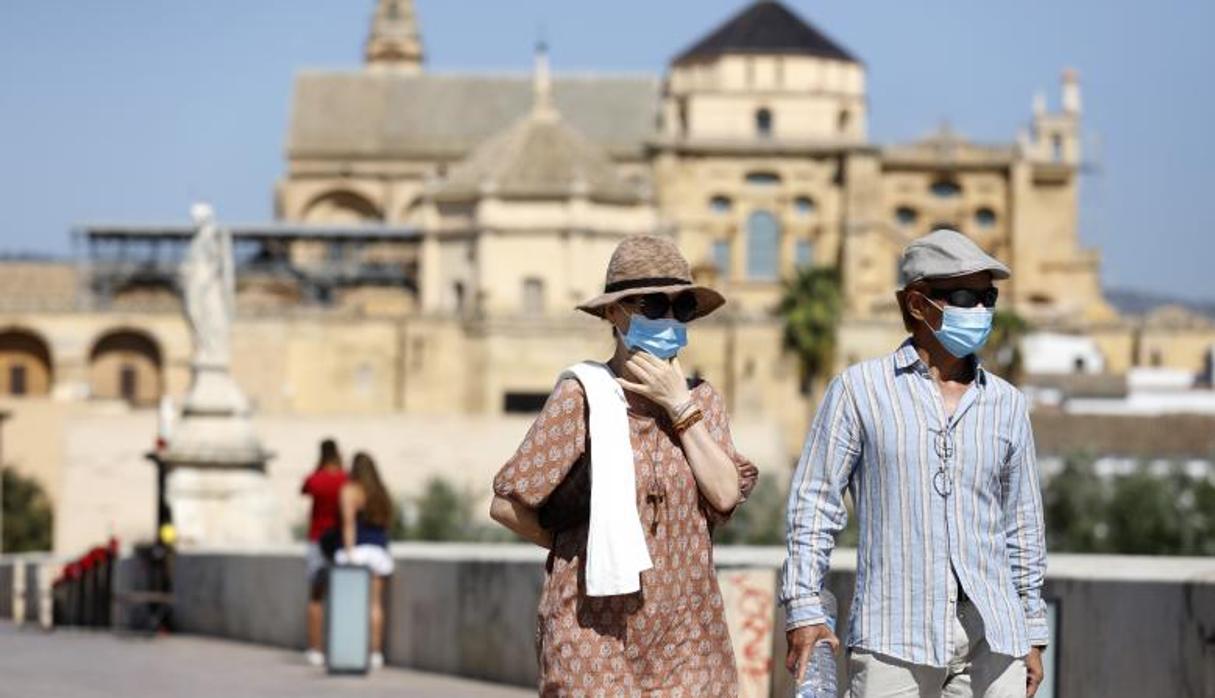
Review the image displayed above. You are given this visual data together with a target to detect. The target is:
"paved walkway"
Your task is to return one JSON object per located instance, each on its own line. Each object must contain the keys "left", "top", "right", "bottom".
{"left": 0, "top": 623, "right": 533, "bottom": 698}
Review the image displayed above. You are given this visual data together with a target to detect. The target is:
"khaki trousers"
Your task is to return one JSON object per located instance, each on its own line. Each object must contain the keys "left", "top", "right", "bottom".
{"left": 848, "top": 598, "right": 1027, "bottom": 698}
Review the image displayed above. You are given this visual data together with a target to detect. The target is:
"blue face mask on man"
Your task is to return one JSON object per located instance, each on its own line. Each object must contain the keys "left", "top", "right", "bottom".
{"left": 620, "top": 314, "right": 687, "bottom": 359}
{"left": 924, "top": 299, "right": 994, "bottom": 358}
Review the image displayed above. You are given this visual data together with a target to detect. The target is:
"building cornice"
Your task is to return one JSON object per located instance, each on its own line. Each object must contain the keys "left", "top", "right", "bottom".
{"left": 647, "top": 136, "right": 877, "bottom": 158}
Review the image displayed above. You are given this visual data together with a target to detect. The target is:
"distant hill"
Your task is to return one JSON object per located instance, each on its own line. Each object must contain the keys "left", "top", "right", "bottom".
{"left": 1105, "top": 287, "right": 1215, "bottom": 319}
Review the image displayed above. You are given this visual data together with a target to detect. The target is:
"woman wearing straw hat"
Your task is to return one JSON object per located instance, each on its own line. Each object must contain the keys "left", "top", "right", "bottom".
{"left": 491, "top": 235, "right": 759, "bottom": 696}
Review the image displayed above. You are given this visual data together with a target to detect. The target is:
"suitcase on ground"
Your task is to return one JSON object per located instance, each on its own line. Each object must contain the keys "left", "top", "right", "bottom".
{"left": 325, "top": 564, "right": 371, "bottom": 675}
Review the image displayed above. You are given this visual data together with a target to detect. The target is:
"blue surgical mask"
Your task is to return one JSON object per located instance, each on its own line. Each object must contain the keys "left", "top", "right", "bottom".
{"left": 620, "top": 314, "right": 687, "bottom": 359}
{"left": 925, "top": 300, "right": 994, "bottom": 358}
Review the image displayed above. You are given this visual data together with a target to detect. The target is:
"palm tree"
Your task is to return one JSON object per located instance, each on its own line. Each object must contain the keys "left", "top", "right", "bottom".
{"left": 777, "top": 266, "right": 842, "bottom": 395}
{"left": 981, "top": 310, "right": 1031, "bottom": 384}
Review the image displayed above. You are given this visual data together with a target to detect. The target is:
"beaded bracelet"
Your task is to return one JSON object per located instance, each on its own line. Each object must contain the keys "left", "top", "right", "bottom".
{"left": 673, "top": 408, "right": 704, "bottom": 435}
{"left": 670, "top": 399, "right": 698, "bottom": 423}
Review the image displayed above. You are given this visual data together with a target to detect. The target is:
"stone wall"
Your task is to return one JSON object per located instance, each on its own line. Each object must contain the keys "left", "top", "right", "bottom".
{"left": 22, "top": 404, "right": 788, "bottom": 554}
{"left": 7, "top": 545, "right": 1212, "bottom": 696}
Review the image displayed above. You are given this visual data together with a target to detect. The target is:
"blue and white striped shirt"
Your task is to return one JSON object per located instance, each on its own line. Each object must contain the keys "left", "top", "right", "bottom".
{"left": 780, "top": 340, "right": 1049, "bottom": 667}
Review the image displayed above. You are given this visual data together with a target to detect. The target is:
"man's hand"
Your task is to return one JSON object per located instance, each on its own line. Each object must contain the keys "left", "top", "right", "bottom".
{"left": 785, "top": 623, "right": 840, "bottom": 683}
{"left": 1026, "top": 646, "right": 1044, "bottom": 696}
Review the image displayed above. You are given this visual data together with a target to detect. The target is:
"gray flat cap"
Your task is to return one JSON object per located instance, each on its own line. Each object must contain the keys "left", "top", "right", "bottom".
{"left": 898, "top": 229, "right": 1011, "bottom": 288}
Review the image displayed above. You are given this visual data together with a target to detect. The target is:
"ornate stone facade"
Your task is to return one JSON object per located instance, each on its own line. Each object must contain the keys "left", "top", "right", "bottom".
{"left": 272, "top": 1, "right": 1130, "bottom": 409}
{"left": 3, "top": 1, "right": 1213, "bottom": 555}
{"left": 1, "top": 1, "right": 1208, "bottom": 426}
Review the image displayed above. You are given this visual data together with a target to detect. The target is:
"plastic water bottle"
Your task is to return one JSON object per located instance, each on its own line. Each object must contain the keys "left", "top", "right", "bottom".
{"left": 795, "top": 589, "right": 838, "bottom": 698}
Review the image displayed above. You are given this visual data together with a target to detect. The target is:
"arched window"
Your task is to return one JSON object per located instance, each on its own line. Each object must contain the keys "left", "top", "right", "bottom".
{"left": 895, "top": 206, "right": 919, "bottom": 228}
{"left": 838, "top": 109, "right": 851, "bottom": 133}
{"left": 709, "top": 195, "right": 733, "bottom": 214}
{"left": 755, "top": 108, "right": 773, "bottom": 139}
{"left": 89, "top": 329, "right": 163, "bottom": 406}
{"left": 746, "top": 211, "right": 781, "bottom": 280}
{"left": 1051, "top": 134, "right": 1064, "bottom": 162}
{"left": 975, "top": 207, "right": 997, "bottom": 229}
{"left": 0, "top": 329, "right": 52, "bottom": 397}
{"left": 793, "top": 196, "right": 816, "bottom": 216}
{"left": 302, "top": 190, "right": 382, "bottom": 224}
{"left": 930, "top": 180, "right": 962, "bottom": 198}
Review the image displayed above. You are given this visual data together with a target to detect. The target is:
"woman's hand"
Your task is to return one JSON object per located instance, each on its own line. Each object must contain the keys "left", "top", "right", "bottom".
{"left": 617, "top": 352, "right": 692, "bottom": 418}
{"left": 620, "top": 355, "right": 744, "bottom": 512}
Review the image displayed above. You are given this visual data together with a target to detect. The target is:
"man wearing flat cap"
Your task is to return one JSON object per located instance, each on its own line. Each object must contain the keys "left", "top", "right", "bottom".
{"left": 781, "top": 229, "right": 1048, "bottom": 697}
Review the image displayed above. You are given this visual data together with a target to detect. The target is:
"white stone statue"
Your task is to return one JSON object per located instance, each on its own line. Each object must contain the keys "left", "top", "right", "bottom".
{"left": 180, "top": 203, "right": 235, "bottom": 368}
{"left": 163, "top": 204, "right": 282, "bottom": 549}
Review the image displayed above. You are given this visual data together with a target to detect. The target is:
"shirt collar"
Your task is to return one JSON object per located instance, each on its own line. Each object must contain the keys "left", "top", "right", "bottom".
{"left": 893, "top": 338, "right": 920, "bottom": 371}
{"left": 893, "top": 337, "right": 988, "bottom": 386}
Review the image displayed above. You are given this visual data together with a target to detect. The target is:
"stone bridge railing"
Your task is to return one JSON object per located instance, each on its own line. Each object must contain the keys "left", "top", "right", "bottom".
{"left": 3, "top": 544, "right": 1213, "bottom": 697}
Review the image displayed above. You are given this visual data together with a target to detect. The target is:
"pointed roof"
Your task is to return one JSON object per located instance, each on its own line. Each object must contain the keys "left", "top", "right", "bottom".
{"left": 366, "top": 0, "right": 424, "bottom": 69}
{"left": 434, "top": 47, "right": 639, "bottom": 204}
{"left": 288, "top": 72, "right": 659, "bottom": 160}
{"left": 673, "top": 1, "right": 857, "bottom": 64}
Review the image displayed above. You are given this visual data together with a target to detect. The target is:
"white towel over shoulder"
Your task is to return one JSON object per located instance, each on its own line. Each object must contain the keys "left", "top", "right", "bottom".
{"left": 559, "top": 361, "right": 653, "bottom": 596}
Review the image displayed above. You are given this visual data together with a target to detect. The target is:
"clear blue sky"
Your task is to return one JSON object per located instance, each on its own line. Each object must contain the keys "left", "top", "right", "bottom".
{"left": 1, "top": 1, "right": 1211, "bottom": 301}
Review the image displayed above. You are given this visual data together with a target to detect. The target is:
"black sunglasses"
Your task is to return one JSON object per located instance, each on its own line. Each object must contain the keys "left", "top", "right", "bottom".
{"left": 624, "top": 291, "right": 699, "bottom": 322}
{"left": 924, "top": 286, "right": 999, "bottom": 309}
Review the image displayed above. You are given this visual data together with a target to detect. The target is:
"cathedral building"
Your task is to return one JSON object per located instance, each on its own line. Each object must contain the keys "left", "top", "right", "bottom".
{"left": 272, "top": 0, "right": 1122, "bottom": 416}
{"left": 1, "top": 1, "right": 1207, "bottom": 429}
{"left": 5, "top": 0, "right": 1215, "bottom": 554}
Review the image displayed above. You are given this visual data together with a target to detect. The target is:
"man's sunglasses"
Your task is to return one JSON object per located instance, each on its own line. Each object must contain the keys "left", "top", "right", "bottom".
{"left": 625, "top": 291, "right": 699, "bottom": 322}
{"left": 924, "top": 286, "right": 999, "bottom": 309}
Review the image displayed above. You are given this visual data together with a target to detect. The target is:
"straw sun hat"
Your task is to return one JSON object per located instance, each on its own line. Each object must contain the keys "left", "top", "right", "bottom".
{"left": 576, "top": 235, "right": 725, "bottom": 321}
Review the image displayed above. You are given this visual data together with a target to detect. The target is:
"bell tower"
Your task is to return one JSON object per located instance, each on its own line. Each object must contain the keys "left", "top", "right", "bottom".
{"left": 1028, "top": 69, "right": 1082, "bottom": 165}
{"left": 365, "top": 0, "right": 424, "bottom": 73}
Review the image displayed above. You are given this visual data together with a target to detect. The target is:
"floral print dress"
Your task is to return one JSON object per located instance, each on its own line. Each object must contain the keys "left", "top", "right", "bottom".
{"left": 493, "top": 378, "right": 758, "bottom": 697}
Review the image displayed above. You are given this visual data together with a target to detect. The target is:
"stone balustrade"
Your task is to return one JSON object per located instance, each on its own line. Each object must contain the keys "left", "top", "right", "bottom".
{"left": 3, "top": 544, "right": 1213, "bottom": 697}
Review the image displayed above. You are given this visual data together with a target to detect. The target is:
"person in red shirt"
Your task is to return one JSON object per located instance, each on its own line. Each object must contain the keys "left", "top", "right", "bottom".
{"left": 301, "top": 438, "right": 345, "bottom": 665}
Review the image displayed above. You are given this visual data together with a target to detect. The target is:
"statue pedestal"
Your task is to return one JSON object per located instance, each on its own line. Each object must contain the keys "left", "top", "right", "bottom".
{"left": 159, "top": 362, "right": 284, "bottom": 549}
{"left": 164, "top": 468, "right": 282, "bottom": 549}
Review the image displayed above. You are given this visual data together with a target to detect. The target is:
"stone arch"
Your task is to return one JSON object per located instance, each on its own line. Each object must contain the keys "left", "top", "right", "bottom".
{"left": 398, "top": 195, "right": 426, "bottom": 225}
{"left": 301, "top": 190, "right": 383, "bottom": 224}
{"left": 0, "top": 328, "right": 53, "bottom": 397}
{"left": 89, "top": 328, "right": 163, "bottom": 406}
